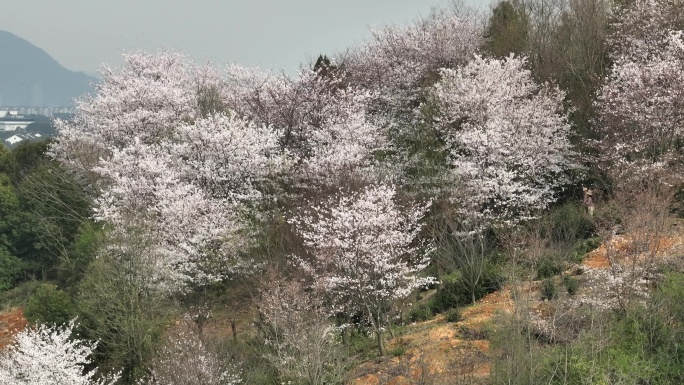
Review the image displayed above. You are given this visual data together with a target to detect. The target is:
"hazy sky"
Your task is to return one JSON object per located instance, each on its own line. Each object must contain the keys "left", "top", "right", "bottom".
{"left": 0, "top": 0, "right": 490, "bottom": 75}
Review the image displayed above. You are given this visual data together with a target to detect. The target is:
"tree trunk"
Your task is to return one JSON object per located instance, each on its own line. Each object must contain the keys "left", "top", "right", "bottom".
{"left": 376, "top": 328, "right": 385, "bottom": 356}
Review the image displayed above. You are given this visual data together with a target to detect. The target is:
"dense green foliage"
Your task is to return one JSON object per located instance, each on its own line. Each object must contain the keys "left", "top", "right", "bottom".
{"left": 24, "top": 283, "right": 76, "bottom": 326}
{"left": 0, "top": 141, "right": 91, "bottom": 284}
{"left": 563, "top": 275, "right": 579, "bottom": 295}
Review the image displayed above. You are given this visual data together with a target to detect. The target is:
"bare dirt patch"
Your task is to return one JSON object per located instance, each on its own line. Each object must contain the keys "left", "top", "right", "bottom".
{"left": 0, "top": 308, "right": 28, "bottom": 350}
{"left": 583, "top": 223, "right": 684, "bottom": 270}
{"left": 350, "top": 312, "right": 492, "bottom": 385}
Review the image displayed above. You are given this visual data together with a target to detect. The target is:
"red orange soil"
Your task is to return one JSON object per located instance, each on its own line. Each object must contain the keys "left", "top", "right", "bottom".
{"left": 583, "top": 234, "right": 684, "bottom": 269}
{"left": 583, "top": 246, "right": 611, "bottom": 268}
{"left": 0, "top": 308, "right": 28, "bottom": 350}
{"left": 350, "top": 312, "right": 493, "bottom": 385}
{"left": 460, "top": 289, "right": 514, "bottom": 325}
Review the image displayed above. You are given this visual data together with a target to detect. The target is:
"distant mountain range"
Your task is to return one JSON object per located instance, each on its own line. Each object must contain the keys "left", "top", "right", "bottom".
{"left": 0, "top": 30, "right": 95, "bottom": 107}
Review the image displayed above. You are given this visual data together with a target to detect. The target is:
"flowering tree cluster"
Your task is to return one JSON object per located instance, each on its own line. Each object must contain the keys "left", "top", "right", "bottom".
{"left": 46, "top": 2, "right": 591, "bottom": 372}
{"left": 52, "top": 52, "right": 198, "bottom": 171}
{"left": 338, "top": 6, "right": 484, "bottom": 198}
{"left": 52, "top": 52, "right": 280, "bottom": 292}
{"left": 343, "top": 6, "right": 483, "bottom": 109}
{"left": 222, "top": 66, "right": 384, "bottom": 184}
{"left": 433, "top": 54, "right": 575, "bottom": 225}
{"left": 606, "top": 0, "right": 684, "bottom": 63}
{"left": 290, "top": 184, "right": 433, "bottom": 355}
{"left": 144, "top": 328, "right": 241, "bottom": 385}
{"left": 0, "top": 320, "right": 119, "bottom": 385}
{"left": 597, "top": 0, "right": 684, "bottom": 180}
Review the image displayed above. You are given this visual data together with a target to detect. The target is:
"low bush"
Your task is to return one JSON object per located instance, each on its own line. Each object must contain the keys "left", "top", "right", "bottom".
{"left": 544, "top": 201, "right": 595, "bottom": 242}
{"left": 0, "top": 280, "right": 40, "bottom": 308}
{"left": 409, "top": 304, "right": 433, "bottom": 322}
{"left": 536, "top": 258, "right": 562, "bottom": 279}
{"left": 24, "top": 283, "right": 76, "bottom": 326}
{"left": 572, "top": 237, "right": 602, "bottom": 263}
{"left": 390, "top": 338, "right": 410, "bottom": 357}
{"left": 446, "top": 308, "right": 461, "bottom": 323}
{"left": 0, "top": 247, "right": 22, "bottom": 291}
{"left": 563, "top": 275, "right": 579, "bottom": 295}
{"left": 541, "top": 278, "right": 557, "bottom": 300}
{"left": 430, "top": 263, "right": 503, "bottom": 314}
{"left": 429, "top": 281, "right": 468, "bottom": 314}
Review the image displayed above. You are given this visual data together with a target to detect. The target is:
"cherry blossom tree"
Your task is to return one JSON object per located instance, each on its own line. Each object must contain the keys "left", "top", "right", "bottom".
{"left": 606, "top": 0, "right": 684, "bottom": 63}
{"left": 290, "top": 184, "right": 433, "bottom": 355}
{"left": 433, "top": 54, "right": 575, "bottom": 226}
{"left": 0, "top": 320, "right": 119, "bottom": 385}
{"left": 343, "top": 5, "right": 483, "bottom": 109}
{"left": 339, "top": 5, "right": 483, "bottom": 197}
{"left": 52, "top": 52, "right": 280, "bottom": 293}
{"left": 596, "top": 0, "right": 684, "bottom": 181}
{"left": 52, "top": 51, "right": 198, "bottom": 174}
{"left": 223, "top": 65, "right": 384, "bottom": 184}
{"left": 144, "top": 328, "right": 241, "bottom": 385}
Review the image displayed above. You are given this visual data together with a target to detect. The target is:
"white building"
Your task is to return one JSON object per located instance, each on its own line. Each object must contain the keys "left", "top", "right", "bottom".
{"left": 0, "top": 110, "right": 33, "bottom": 131}
{"left": 5, "top": 135, "right": 23, "bottom": 145}
{"left": 0, "top": 110, "right": 19, "bottom": 118}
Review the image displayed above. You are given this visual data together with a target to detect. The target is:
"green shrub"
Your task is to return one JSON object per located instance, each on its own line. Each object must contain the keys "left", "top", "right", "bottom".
{"left": 536, "top": 258, "right": 562, "bottom": 279}
{"left": 479, "top": 261, "right": 504, "bottom": 297}
{"left": 58, "top": 222, "right": 104, "bottom": 286}
{"left": 563, "top": 275, "right": 579, "bottom": 295}
{"left": 0, "top": 280, "right": 40, "bottom": 308}
{"left": 409, "top": 303, "right": 433, "bottom": 322}
{"left": 24, "top": 283, "right": 76, "bottom": 325}
{"left": 545, "top": 202, "right": 595, "bottom": 241}
{"left": 429, "top": 281, "right": 468, "bottom": 314}
{"left": 430, "top": 263, "right": 503, "bottom": 313}
{"left": 0, "top": 247, "right": 22, "bottom": 291}
{"left": 673, "top": 186, "right": 684, "bottom": 217}
{"left": 658, "top": 272, "right": 684, "bottom": 323}
{"left": 541, "top": 278, "right": 557, "bottom": 300}
{"left": 220, "top": 337, "right": 281, "bottom": 385}
{"left": 572, "top": 237, "right": 602, "bottom": 263}
{"left": 390, "top": 346, "right": 407, "bottom": 357}
{"left": 446, "top": 308, "right": 461, "bottom": 323}
{"left": 390, "top": 338, "right": 410, "bottom": 357}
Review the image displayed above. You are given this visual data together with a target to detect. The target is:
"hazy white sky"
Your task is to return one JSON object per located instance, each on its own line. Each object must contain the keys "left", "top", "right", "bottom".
{"left": 0, "top": 0, "right": 490, "bottom": 75}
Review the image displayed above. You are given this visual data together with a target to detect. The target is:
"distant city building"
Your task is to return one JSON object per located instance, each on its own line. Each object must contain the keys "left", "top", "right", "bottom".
{"left": 0, "top": 110, "right": 18, "bottom": 118}
{"left": 0, "top": 110, "right": 34, "bottom": 131}
{"left": 0, "top": 106, "right": 74, "bottom": 117}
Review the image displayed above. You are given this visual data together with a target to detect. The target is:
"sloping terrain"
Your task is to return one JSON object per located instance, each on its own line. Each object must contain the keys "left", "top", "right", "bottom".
{"left": 0, "top": 226, "right": 682, "bottom": 383}
{"left": 350, "top": 226, "right": 684, "bottom": 385}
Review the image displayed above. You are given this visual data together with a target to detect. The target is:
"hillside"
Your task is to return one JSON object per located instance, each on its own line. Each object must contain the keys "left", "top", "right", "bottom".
{"left": 0, "top": 30, "right": 94, "bottom": 106}
{"left": 2, "top": 0, "right": 684, "bottom": 384}
{"left": 349, "top": 222, "right": 684, "bottom": 384}
{"left": 2, "top": 222, "right": 682, "bottom": 384}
